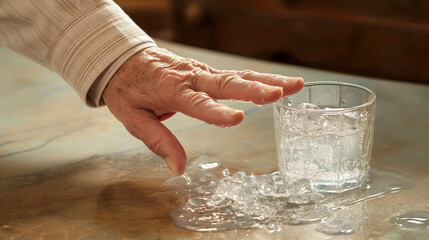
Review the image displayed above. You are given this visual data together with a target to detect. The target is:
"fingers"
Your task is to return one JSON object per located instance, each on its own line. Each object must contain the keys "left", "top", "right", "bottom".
{"left": 193, "top": 72, "right": 284, "bottom": 105}
{"left": 219, "top": 70, "right": 304, "bottom": 96}
{"left": 175, "top": 90, "right": 244, "bottom": 127}
{"left": 123, "top": 108, "right": 186, "bottom": 176}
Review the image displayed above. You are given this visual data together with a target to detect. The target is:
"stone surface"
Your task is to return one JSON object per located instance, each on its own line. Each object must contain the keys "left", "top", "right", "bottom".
{"left": 0, "top": 41, "right": 429, "bottom": 239}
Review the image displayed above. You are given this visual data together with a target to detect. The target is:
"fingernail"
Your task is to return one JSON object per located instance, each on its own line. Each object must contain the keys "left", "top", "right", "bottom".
{"left": 265, "top": 86, "right": 283, "bottom": 99}
{"left": 222, "top": 109, "right": 244, "bottom": 126}
{"left": 165, "top": 157, "right": 179, "bottom": 176}
{"left": 233, "top": 109, "right": 245, "bottom": 117}
{"left": 286, "top": 77, "right": 304, "bottom": 84}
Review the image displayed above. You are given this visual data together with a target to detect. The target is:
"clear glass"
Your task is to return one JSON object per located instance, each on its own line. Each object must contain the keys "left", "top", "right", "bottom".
{"left": 273, "top": 81, "right": 376, "bottom": 193}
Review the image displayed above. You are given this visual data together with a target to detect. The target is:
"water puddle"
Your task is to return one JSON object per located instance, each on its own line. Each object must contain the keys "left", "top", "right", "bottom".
{"left": 165, "top": 158, "right": 414, "bottom": 235}
{"left": 389, "top": 211, "right": 429, "bottom": 230}
{"left": 315, "top": 206, "right": 363, "bottom": 235}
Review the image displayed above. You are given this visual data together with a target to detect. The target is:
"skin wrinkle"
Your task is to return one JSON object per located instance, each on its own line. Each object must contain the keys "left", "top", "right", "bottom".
{"left": 184, "top": 92, "right": 212, "bottom": 111}
{"left": 189, "top": 68, "right": 202, "bottom": 86}
{"left": 144, "top": 132, "right": 164, "bottom": 157}
{"left": 169, "top": 58, "right": 192, "bottom": 71}
{"left": 216, "top": 74, "right": 237, "bottom": 93}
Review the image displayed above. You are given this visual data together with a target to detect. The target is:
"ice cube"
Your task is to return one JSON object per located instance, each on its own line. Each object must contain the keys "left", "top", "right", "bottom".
{"left": 247, "top": 174, "right": 257, "bottom": 186}
{"left": 288, "top": 192, "right": 315, "bottom": 204}
{"left": 274, "top": 184, "right": 290, "bottom": 197}
{"left": 289, "top": 103, "right": 327, "bottom": 134}
{"left": 209, "top": 193, "right": 225, "bottom": 206}
{"left": 236, "top": 185, "right": 254, "bottom": 205}
{"left": 214, "top": 177, "right": 233, "bottom": 197}
{"left": 271, "top": 173, "right": 286, "bottom": 185}
{"left": 265, "top": 222, "right": 282, "bottom": 233}
{"left": 297, "top": 103, "right": 320, "bottom": 110}
{"left": 232, "top": 171, "right": 247, "bottom": 183}
{"left": 195, "top": 185, "right": 215, "bottom": 195}
{"left": 259, "top": 182, "right": 276, "bottom": 196}
{"left": 249, "top": 175, "right": 271, "bottom": 187}
{"left": 313, "top": 144, "right": 334, "bottom": 170}
{"left": 188, "top": 197, "right": 209, "bottom": 207}
{"left": 289, "top": 179, "right": 312, "bottom": 195}
{"left": 343, "top": 112, "right": 359, "bottom": 133}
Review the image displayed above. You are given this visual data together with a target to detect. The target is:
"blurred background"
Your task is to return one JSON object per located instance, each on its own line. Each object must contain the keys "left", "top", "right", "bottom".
{"left": 116, "top": 0, "right": 429, "bottom": 84}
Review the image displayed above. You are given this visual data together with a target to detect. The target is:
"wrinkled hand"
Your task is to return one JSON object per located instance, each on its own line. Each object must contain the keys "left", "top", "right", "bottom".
{"left": 102, "top": 47, "right": 304, "bottom": 176}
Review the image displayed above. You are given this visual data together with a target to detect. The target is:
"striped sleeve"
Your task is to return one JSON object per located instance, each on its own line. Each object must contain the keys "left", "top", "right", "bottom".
{"left": 0, "top": 0, "right": 156, "bottom": 107}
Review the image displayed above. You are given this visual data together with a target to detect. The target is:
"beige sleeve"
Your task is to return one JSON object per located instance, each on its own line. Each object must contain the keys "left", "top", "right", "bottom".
{"left": 0, "top": 0, "right": 156, "bottom": 107}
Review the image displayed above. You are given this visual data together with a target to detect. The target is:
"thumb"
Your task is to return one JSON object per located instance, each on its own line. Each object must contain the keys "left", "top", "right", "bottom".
{"left": 123, "top": 109, "right": 187, "bottom": 176}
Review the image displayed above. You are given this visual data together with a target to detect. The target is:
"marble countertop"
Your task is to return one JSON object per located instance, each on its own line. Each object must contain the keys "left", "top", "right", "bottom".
{"left": 1, "top": 40, "right": 428, "bottom": 239}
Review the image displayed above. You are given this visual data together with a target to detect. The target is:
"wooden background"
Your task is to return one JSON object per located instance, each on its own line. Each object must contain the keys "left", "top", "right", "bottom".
{"left": 116, "top": 0, "right": 429, "bottom": 84}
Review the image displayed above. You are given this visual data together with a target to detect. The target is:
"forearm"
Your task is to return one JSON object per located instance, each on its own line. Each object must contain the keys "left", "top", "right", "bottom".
{"left": 0, "top": 0, "right": 156, "bottom": 106}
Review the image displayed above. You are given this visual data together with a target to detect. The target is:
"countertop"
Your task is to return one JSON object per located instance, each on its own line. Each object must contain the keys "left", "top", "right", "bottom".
{"left": 1, "top": 40, "right": 428, "bottom": 239}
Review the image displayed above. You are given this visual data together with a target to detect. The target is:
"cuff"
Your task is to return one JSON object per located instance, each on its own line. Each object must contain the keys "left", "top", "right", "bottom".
{"left": 49, "top": 1, "right": 155, "bottom": 106}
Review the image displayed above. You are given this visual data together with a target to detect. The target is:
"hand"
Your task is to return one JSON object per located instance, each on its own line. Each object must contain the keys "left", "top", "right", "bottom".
{"left": 102, "top": 47, "right": 304, "bottom": 176}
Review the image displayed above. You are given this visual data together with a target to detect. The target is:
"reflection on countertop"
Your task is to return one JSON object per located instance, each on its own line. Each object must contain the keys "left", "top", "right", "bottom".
{"left": 1, "top": 41, "right": 429, "bottom": 239}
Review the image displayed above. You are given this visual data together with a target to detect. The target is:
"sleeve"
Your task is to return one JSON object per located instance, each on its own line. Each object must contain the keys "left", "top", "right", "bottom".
{"left": 0, "top": 0, "right": 156, "bottom": 107}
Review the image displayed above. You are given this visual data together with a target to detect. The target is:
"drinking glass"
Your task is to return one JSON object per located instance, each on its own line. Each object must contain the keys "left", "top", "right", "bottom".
{"left": 273, "top": 81, "right": 376, "bottom": 192}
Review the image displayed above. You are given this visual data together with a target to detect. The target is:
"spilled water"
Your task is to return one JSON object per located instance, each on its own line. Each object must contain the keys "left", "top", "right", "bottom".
{"left": 166, "top": 159, "right": 414, "bottom": 235}
{"left": 389, "top": 211, "right": 429, "bottom": 230}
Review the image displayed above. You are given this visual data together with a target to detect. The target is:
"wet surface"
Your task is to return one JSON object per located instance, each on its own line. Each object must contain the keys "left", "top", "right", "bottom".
{"left": 389, "top": 211, "right": 429, "bottom": 230}
{"left": 169, "top": 162, "right": 413, "bottom": 235}
{"left": 1, "top": 41, "right": 429, "bottom": 239}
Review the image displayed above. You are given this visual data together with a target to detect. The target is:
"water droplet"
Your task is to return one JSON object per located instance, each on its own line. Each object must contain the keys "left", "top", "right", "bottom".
{"left": 222, "top": 169, "right": 230, "bottom": 177}
{"left": 198, "top": 162, "right": 220, "bottom": 169}
{"left": 182, "top": 173, "right": 191, "bottom": 185}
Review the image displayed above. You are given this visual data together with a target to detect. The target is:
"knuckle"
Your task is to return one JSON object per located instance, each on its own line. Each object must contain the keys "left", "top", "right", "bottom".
{"left": 217, "top": 75, "right": 237, "bottom": 91}
{"left": 246, "top": 80, "right": 261, "bottom": 90}
{"left": 197, "top": 62, "right": 210, "bottom": 71}
{"left": 186, "top": 92, "right": 212, "bottom": 109}
{"left": 169, "top": 58, "right": 191, "bottom": 69}
{"left": 158, "top": 69, "right": 195, "bottom": 90}
{"left": 160, "top": 60, "right": 202, "bottom": 89}
{"left": 240, "top": 69, "right": 254, "bottom": 77}
{"left": 208, "top": 65, "right": 218, "bottom": 74}
{"left": 186, "top": 57, "right": 206, "bottom": 69}
{"left": 265, "top": 74, "right": 279, "bottom": 83}
{"left": 190, "top": 68, "right": 203, "bottom": 86}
